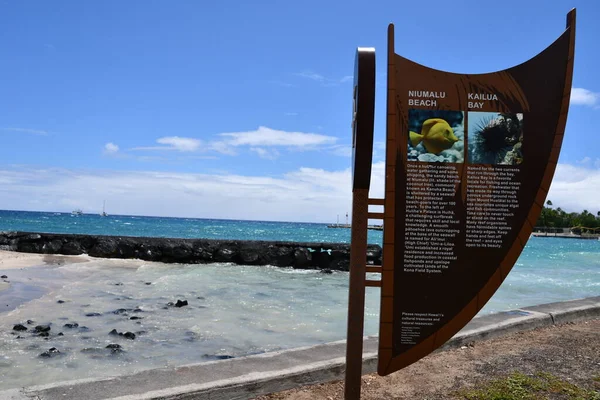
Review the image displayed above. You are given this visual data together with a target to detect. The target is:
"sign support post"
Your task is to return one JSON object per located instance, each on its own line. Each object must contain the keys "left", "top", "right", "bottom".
{"left": 344, "top": 47, "right": 376, "bottom": 400}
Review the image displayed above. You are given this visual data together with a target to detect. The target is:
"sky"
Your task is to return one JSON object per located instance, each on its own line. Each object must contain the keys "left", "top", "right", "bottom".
{"left": 1, "top": 0, "right": 599, "bottom": 223}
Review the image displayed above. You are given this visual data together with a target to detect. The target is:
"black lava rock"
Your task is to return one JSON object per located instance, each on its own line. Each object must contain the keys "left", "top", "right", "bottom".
{"left": 129, "top": 316, "right": 142, "bottom": 320}
{"left": 105, "top": 344, "right": 124, "bottom": 353}
{"left": 57, "top": 300, "right": 65, "bottom": 304}
{"left": 175, "top": 300, "right": 188, "bottom": 308}
{"left": 26, "top": 319, "right": 35, "bottom": 325}
{"left": 0, "top": 231, "right": 379, "bottom": 271}
{"left": 320, "top": 269, "right": 333, "bottom": 274}
{"left": 63, "top": 323, "right": 79, "bottom": 329}
{"left": 0, "top": 275, "right": 7, "bottom": 279}
{"left": 122, "top": 332, "right": 136, "bottom": 340}
{"left": 13, "top": 324, "right": 27, "bottom": 331}
{"left": 39, "top": 347, "right": 61, "bottom": 358}
{"left": 85, "top": 312, "right": 102, "bottom": 317}
{"left": 34, "top": 325, "right": 51, "bottom": 333}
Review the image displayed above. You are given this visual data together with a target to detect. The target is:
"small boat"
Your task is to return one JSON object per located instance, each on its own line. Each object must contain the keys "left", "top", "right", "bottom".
{"left": 100, "top": 200, "right": 108, "bottom": 217}
{"left": 71, "top": 209, "right": 83, "bottom": 216}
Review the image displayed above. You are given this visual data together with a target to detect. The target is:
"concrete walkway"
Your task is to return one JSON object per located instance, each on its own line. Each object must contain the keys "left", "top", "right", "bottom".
{"left": 1, "top": 296, "right": 599, "bottom": 400}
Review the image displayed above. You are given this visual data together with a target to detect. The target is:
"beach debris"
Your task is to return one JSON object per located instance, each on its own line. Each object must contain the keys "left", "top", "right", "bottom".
{"left": 63, "top": 323, "right": 79, "bottom": 329}
{"left": 39, "top": 347, "right": 61, "bottom": 358}
{"left": 13, "top": 324, "right": 27, "bottom": 331}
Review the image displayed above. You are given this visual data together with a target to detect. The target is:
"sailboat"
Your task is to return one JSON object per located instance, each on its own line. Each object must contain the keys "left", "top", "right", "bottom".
{"left": 100, "top": 200, "right": 108, "bottom": 217}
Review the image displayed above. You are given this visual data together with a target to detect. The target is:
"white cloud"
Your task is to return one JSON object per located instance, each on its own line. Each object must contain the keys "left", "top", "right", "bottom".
{"left": 547, "top": 163, "right": 600, "bottom": 212}
{"left": 570, "top": 88, "right": 599, "bottom": 108}
{"left": 1, "top": 127, "right": 48, "bottom": 135}
{"left": 130, "top": 127, "right": 338, "bottom": 159}
{"left": 295, "top": 71, "right": 326, "bottom": 82}
{"left": 133, "top": 136, "right": 202, "bottom": 152}
{"left": 0, "top": 164, "right": 366, "bottom": 223}
{"left": 4, "top": 161, "right": 594, "bottom": 224}
{"left": 250, "top": 147, "right": 280, "bottom": 160}
{"left": 103, "top": 142, "right": 119, "bottom": 155}
{"left": 329, "top": 145, "right": 353, "bottom": 157}
{"left": 217, "top": 126, "right": 337, "bottom": 148}
{"left": 295, "top": 71, "right": 353, "bottom": 87}
{"left": 577, "top": 156, "right": 591, "bottom": 165}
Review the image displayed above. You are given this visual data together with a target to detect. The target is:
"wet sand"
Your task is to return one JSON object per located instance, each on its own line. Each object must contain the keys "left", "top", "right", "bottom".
{"left": 0, "top": 250, "right": 92, "bottom": 270}
{"left": 0, "top": 250, "right": 172, "bottom": 295}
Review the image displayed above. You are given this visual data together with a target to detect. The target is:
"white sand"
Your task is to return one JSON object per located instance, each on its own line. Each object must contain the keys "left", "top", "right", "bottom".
{"left": 0, "top": 250, "right": 91, "bottom": 270}
{"left": 0, "top": 250, "right": 94, "bottom": 293}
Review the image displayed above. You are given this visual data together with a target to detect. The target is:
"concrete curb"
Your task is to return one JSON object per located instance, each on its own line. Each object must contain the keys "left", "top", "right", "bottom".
{"left": 1, "top": 296, "right": 599, "bottom": 400}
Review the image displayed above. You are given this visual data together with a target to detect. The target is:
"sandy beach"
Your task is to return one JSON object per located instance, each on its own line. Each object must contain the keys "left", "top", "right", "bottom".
{"left": 0, "top": 250, "right": 157, "bottom": 296}
{"left": 0, "top": 249, "right": 91, "bottom": 270}
{"left": 0, "top": 250, "right": 90, "bottom": 293}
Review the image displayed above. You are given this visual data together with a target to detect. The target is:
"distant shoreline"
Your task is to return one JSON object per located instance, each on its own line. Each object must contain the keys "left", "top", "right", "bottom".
{"left": 531, "top": 232, "right": 600, "bottom": 240}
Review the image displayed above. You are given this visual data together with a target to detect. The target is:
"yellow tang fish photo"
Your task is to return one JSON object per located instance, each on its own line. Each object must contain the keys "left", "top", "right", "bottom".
{"left": 409, "top": 118, "right": 459, "bottom": 155}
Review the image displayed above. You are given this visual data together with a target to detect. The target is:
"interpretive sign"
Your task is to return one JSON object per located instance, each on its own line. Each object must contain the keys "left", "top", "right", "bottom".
{"left": 377, "top": 10, "right": 576, "bottom": 375}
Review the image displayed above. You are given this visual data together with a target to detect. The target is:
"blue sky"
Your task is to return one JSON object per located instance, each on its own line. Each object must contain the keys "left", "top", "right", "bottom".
{"left": 1, "top": 0, "right": 599, "bottom": 221}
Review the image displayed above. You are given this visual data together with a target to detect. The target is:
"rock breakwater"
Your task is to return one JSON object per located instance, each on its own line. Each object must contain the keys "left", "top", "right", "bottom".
{"left": 0, "top": 231, "right": 382, "bottom": 271}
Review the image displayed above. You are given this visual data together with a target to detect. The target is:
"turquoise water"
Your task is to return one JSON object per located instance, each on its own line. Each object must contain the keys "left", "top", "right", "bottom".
{"left": 0, "top": 210, "right": 383, "bottom": 244}
{"left": 0, "top": 210, "right": 598, "bottom": 389}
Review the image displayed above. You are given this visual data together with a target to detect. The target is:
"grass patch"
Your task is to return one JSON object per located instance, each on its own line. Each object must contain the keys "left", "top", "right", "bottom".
{"left": 455, "top": 371, "right": 600, "bottom": 400}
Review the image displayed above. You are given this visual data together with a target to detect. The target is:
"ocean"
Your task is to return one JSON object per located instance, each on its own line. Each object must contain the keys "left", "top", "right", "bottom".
{"left": 0, "top": 210, "right": 598, "bottom": 390}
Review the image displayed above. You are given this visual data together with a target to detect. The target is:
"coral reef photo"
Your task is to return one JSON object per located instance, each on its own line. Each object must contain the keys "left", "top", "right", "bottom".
{"left": 407, "top": 110, "right": 465, "bottom": 163}
{"left": 468, "top": 112, "right": 524, "bottom": 165}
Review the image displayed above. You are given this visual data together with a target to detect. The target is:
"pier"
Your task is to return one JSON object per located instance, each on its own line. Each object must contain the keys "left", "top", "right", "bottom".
{"left": 327, "top": 223, "right": 383, "bottom": 231}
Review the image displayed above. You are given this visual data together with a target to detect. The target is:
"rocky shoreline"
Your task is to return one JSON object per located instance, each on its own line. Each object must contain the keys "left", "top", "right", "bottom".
{"left": 0, "top": 231, "right": 382, "bottom": 271}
